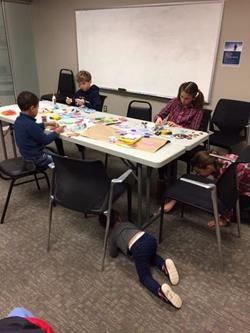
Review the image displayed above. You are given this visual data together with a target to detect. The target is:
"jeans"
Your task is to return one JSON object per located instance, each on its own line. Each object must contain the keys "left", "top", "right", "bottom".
{"left": 129, "top": 233, "right": 165, "bottom": 296}
{"left": 31, "top": 152, "right": 53, "bottom": 169}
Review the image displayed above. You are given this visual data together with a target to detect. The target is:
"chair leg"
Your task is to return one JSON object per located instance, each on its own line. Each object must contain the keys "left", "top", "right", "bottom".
{"left": 235, "top": 198, "right": 241, "bottom": 237}
{"left": 47, "top": 199, "right": 54, "bottom": 252}
{"left": 101, "top": 210, "right": 111, "bottom": 271}
{"left": 42, "top": 171, "right": 50, "bottom": 189}
{"left": 34, "top": 173, "right": 41, "bottom": 190}
{"left": 211, "top": 190, "right": 223, "bottom": 271}
{"left": 101, "top": 185, "right": 114, "bottom": 271}
{"left": 187, "top": 162, "right": 191, "bottom": 174}
{"left": 159, "top": 203, "right": 164, "bottom": 243}
{"left": 1, "top": 179, "right": 15, "bottom": 224}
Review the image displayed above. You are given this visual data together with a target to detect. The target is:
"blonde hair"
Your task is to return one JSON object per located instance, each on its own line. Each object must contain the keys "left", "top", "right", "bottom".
{"left": 76, "top": 70, "right": 92, "bottom": 84}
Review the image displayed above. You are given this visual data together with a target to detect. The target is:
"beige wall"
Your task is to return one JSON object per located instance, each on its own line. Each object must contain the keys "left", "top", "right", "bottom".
{"left": 31, "top": 0, "right": 250, "bottom": 118}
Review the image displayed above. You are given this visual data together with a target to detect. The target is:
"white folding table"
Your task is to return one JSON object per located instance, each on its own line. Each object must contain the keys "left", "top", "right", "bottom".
{"left": 0, "top": 101, "right": 209, "bottom": 226}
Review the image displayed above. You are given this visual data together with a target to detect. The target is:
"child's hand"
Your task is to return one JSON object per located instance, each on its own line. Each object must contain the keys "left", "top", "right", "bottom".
{"left": 54, "top": 126, "right": 64, "bottom": 134}
{"left": 167, "top": 121, "right": 181, "bottom": 127}
{"left": 155, "top": 117, "right": 163, "bottom": 126}
{"left": 66, "top": 97, "right": 73, "bottom": 105}
{"left": 45, "top": 121, "right": 59, "bottom": 128}
{"left": 75, "top": 98, "right": 85, "bottom": 107}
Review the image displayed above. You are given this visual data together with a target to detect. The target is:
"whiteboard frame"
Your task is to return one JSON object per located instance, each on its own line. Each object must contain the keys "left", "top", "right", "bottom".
{"left": 75, "top": 0, "right": 224, "bottom": 102}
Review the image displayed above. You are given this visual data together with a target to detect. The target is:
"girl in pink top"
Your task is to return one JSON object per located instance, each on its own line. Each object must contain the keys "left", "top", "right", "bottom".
{"left": 154, "top": 81, "right": 204, "bottom": 129}
{"left": 155, "top": 82, "right": 205, "bottom": 213}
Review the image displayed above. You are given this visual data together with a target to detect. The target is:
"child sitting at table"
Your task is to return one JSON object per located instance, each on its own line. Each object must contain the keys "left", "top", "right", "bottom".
{"left": 99, "top": 210, "right": 182, "bottom": 309}
{"left": 154, "top": 81, "right": 204, "bottom": 129}
{"left": 155, "top": 81, "right": 205, "bottom": 211}
{"left": 190, "top": 150, "right": 250, "bottom": 227}
{"left": 66, "top": 70, "right": 102, "bottom": 111}
{"left": 14, "top": 91, "right": 64, "bottom": 169}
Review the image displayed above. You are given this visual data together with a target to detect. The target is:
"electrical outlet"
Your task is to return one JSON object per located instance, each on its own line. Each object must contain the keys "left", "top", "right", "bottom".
{"left": 103, "top": 105, "right": 108, "bottom": 112}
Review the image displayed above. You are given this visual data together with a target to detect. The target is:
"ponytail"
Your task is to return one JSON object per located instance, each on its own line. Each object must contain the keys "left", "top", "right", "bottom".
{"left": 194, "top": 89, "right": 204, "bottom": 109}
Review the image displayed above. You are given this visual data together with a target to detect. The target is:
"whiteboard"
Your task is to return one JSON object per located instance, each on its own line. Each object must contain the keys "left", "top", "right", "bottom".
{"left": 75, "top": 2, "right": 224, "bottom": 101}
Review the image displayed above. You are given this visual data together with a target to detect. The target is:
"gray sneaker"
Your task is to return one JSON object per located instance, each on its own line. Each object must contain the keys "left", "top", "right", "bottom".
{"left": 164, "top": 258, "right": 179, "bottom": 285}
{"left": 159, "top": 283, "right": 182, "bottom": 309}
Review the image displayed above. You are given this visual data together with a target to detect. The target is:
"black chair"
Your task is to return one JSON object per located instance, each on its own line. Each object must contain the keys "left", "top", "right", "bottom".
{"left": 41, "top": 69, "right": 75, "bottom": 104}
{"left": 0, "top": 157, "right": 50, "bottom": 224}
{"left": 99, "top": 95, "right": 107, "bottom": 111}
{"left": 209, "top": 99, "right": 250, "bottom": 152}
{"left": 47, "top": 154, "right": 132, "bottom": 270}
{"left": 159, "top": 157, "right": 241, "bottom": 270}
{"left": 127, "top": 100, "right": 152, "bottom": 121}
{"left": 178, "top": 108, "right": 212, "bottom": 173}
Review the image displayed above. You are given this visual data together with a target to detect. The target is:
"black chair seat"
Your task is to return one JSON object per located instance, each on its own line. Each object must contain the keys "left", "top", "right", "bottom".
{"left": 210, "top": 131, "right": 245, "bottom": 148}
{"left": 0, "top": 157, "right": 50, "bottom": 224}
{"left": 164, "top": 174, "right": 227, "bottom": 214}
{"left": 0, "top": 157, "right": 36, "bottom": 178}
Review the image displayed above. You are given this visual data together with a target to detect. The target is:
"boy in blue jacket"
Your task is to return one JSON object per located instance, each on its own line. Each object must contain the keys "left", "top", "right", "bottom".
{"left": 14, "top": 91, "right": 64, "bottom": 169}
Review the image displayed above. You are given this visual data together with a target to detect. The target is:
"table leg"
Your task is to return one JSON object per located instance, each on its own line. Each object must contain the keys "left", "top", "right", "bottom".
{"left": 0, "top": 120, "right": 8, "bottom": 160}
{"left": 145, "top": 166, "right": 152, "bottom": 225}
{"left": 137, "top": 163, "right": 143, "bottom": 227}
{"left": 10, "top": 125, "right": 17, "bottom": 157}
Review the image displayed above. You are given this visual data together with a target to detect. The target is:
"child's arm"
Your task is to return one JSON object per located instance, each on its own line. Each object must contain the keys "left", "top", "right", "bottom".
{"left": 75, "top": 98, "right": 85, "bottom": 107}
{"left": 186, "top": 109, "right": 203, "bottom": 130}
{"left": 154, "top": 98, "right": 175, "bottom": 123}
{"left": 85, "top": 86, "right": 102, "bottom": 110}
{"left": 29, "top": 122, "right": 61, "bottom": 145}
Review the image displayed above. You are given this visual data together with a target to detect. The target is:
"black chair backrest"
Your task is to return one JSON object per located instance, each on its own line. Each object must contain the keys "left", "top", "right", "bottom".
{"left": 211, "top": 99, "right": 250, "bottom": 134}
{"left": 57, "top": 69, "right": 75, "bottom": 98}
{"left": 127, "top": 100, "right": 152, "bottom": 121}
{"left": 199, "top": 108, "right": 212, "bottom": 132}
{"left": 98, "top": 95, "right": 107, "bottom": 112}
{"left": 216, "top": 162, "right": 238, "bottom": 210}
{"left": 51, "top": 154, "right": 110, "bottom": 213}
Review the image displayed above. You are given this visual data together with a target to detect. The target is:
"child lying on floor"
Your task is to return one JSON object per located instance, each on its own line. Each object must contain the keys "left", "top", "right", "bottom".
{"left": 99, "top": 210, "right": 182, "bottom": 309}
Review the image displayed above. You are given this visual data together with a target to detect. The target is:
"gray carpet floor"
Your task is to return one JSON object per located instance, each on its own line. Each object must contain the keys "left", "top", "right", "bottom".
{"left": 0, "top": 139, "right": 250, "bottom": 333}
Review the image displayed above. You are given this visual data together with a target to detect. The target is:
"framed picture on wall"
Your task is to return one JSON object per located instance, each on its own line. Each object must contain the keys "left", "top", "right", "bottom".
{"left": 222, "top": 41, "right": 243, "bottom": 66}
